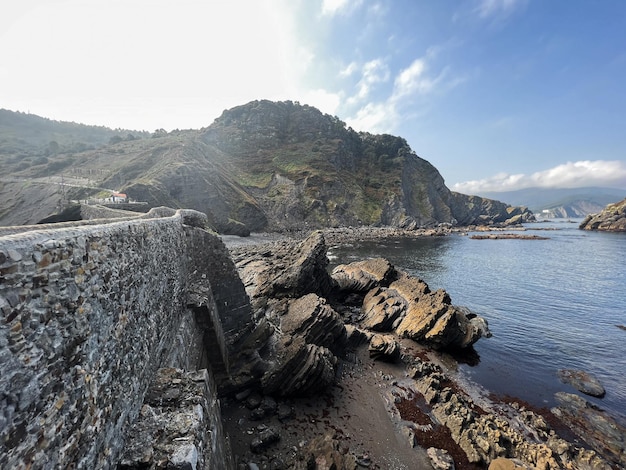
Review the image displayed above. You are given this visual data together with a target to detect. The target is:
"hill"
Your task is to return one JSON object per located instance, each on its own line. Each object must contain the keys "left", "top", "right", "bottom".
{"left": 479, "top": 187, "right": 626, "bottom": 218}
{"left": 0, "top": 101, "right": 531, "bottom": 233}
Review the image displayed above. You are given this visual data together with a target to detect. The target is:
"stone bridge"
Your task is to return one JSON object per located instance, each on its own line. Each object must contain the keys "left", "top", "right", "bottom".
{"left": 0, "top": 208, "right": 249, "bottom": 469}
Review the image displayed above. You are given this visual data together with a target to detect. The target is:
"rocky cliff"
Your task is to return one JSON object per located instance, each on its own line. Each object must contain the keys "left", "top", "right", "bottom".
{"left": 0, "top": 101, "right": 532, "bottom": 233}
{"left": 579, "top": 197, "right": 626, "bottom": 231}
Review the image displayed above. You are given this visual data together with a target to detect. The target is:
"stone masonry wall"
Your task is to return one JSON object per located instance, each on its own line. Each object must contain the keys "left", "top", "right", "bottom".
{"left": 0, "top": 210, "right": 235, "bottom": 469}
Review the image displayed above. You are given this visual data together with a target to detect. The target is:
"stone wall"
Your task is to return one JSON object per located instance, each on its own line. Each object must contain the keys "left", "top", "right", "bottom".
{"left": 0, "top": 210, "right": 236, "bottom": 469}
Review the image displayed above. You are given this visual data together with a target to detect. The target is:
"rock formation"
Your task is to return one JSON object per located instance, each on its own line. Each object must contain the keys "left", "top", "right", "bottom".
{"left": 579, "top": 197, "right": 626, "bottom": 231}
{"left": 332, "top": 259, "right": 491, "bottom": 350}
{"left": 557, "top": 369, "right": 606, "bottom": 398}
{"left": 580, "top": 199, "right": 626, "bottom": 232}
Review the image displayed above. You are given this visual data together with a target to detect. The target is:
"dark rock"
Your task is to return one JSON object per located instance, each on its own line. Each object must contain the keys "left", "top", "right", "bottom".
{"left": 250, "top": 426, "right": 280, "bottom": 453}
{"left": 277, "top": 403, "right": 294, "bottom": 422}
{"left": 251, "top": 396, "right": 278, "bottom": 420}
{"left": 557, "top": 369, "right": 606, "bottom": 398}
{"left": 261, "top": 337, "right": 337, "bottom": 397}
{"left": 245, "top": 393, "right": 263, "bottom": 410}
{"left": 361, "top": 286, "right": 406, "bottom": 331}
{"left": 233, "top": 231, "right": 335, "bottom": 308}
{"left": 281, "top": 294, "right": 347, "bottom": 354}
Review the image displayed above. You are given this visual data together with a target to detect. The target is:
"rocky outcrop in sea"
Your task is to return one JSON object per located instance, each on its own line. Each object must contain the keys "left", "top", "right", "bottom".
{"left": 579, "top": 197, "right": 626, "bottom": 231}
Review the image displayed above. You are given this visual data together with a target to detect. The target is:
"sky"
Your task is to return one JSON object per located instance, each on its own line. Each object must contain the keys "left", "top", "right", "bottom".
{"left": 2, "top": 0, "right": 626, "bottom": 194}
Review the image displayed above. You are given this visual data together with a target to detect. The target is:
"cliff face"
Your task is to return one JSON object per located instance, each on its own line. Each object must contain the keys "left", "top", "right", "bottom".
{"left": 198, "top": 100, "right": 530, "bottom": 231}
{"left": 579, "top": 198, "right": 626, "bottom": 231}
{"left": 0, "top": 100, "right": 531, "bottom": 233}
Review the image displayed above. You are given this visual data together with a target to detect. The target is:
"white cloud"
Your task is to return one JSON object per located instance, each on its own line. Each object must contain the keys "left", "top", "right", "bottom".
{"left": 340, "top": 61, "right": 359, "bottom": 77}
{"left": 346, "top": 102, "right": 398, "bottom": 134}
{"left": 348, "top": 59, "right": 390, "bottom": 104}
{"left": 391, "top": 59, "right": 435, "bottom": 99}
{"left": 346, "top": 54, "right": 454, "bottom": 134}
{"left": 452, "top": 160, "right": 626, "bottom": 193}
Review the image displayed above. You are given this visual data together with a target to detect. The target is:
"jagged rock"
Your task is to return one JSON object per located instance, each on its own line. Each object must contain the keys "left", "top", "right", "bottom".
{"left": 368, "top": 334, "right": 401, "bottom": 362}
{"left": 250, "top": 396, "right": 278, "bottom": 420}
{"left": 407, "top": 356, "right": 614, "bottom": 470}
{"left": 361, "top": 286, "right": 406, "bottom": 331}
{"left": 344, "top": 325, "right": 371, "bottom": 347}
{"left": 281, "top": 294, "right": 347, "bottom": 354}
{"left": 261, "top": 337, "right": 337, "bottom": 396}
{"left": 409, "top": 359, "right": 611, "bottom": 470}
{"left": 552, "top": 392, "right": 626, "bottom": 467}
{"left": 233, "top": 231, "right": 335, "bottom": 308}
{"left": 331, "top": 258, "right": 396, "bottom": 293}
{"left": 580, "top": 198, "right": 626, "bottom": 231}
{"left": 427, "top": 447, "right": 455, "bottom": 470}
{"left": 396, "top": 290, "right": 490, "bottom": 349}
{"left": 557, "top": 369, "right": 606, "bottom": 398}
{"left": 334, "top": 259, "right": 490, "bottom": 350}
{"left": 228, "top": 233, "right": 343, "bottom": 396}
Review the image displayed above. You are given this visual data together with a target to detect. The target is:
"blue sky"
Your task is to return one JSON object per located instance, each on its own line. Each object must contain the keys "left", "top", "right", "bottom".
{"left": 2, "top": 0, "right": 626, "bottom": 193}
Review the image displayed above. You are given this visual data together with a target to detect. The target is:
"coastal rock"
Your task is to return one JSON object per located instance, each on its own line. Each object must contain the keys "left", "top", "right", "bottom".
{"left": 250, "top": 426, "right": 281, "bottom": 453}
{"left": 331, "top": 257, "right": 396, "bottom": 293}
{"left": 488, "top": 458, "right": 532, "bottom": 469}
{"left": 427, "top": 447, "right": 456, "bottom": 470}
{"left": 361, "top": 286, "right": 406, "bottom": 331}
{"left": 396, "top": 291, "right": 490, "bottom": 349}
{"left": 408, "top": 357, "right": 613, "bottom": 469}
{"left": 232, "top": 231, "right": 335, "bottom": 309}
{"left": 552, "top": 392, "right": 626, "bottom": 467}
{"left": 261, "top": 337, "right": 337, "bottom": 397}
{"left": 334, "top": 259, "right": 490, "bottom": 350}
{"left": 281, "top": 294, "right": 347, "bottom": 355}
{"left": 368, "top": 334, "right": 401, "bottom": 362}
{"left": 579, "top": 197, "right": 626, "bottom": 231}
{"left": 557, "top": 369, "right": 606, "bottom": 398}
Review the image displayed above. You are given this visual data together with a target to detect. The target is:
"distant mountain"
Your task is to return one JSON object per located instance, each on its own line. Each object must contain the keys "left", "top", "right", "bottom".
{"left": 0, "top": 101, "right": 531, "bottom": 233}
{"left": 479, "top": 187, "right": 626, "bottom": 218}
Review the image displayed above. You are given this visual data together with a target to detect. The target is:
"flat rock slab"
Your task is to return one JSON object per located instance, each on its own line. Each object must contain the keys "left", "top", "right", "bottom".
{"left": 557, "top": 369, "right": 606, "bottom": 398}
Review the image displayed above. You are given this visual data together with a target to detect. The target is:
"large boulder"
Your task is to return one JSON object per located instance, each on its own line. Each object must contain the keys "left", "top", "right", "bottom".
{"left": 331, "top": 257, "right": 396, "bottom": 293}
{"left": 333, "top": 259, "right": 490, "bottom": 350}
{"left": 261, "top": 337, "right": 337, "bottom": 396}
{"left": 232, "top": 230, "right": 335, "bottom": 311}
{"left": 281, "top": 294, "right": 347, "bottom": 355}
{"left": 557, "top": 369, "right": 606, "bottom": 398}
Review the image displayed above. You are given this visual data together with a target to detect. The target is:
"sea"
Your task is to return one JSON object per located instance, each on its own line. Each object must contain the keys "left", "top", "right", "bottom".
{"left": 326, "top": 220, "right": 626, "bottom": 423}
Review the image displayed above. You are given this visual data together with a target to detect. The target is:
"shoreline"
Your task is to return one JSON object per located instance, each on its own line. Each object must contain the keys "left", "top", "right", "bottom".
{"left": 222, "top": 227, "right": 624, "bottom": 468}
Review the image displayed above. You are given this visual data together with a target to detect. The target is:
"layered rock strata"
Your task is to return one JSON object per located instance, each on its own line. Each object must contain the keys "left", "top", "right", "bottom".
{"left": 579, "top": 197, "right": 626, "bottom": 231}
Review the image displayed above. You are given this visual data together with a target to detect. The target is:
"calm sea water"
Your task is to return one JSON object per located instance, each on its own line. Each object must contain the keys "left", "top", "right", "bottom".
{"left": 326, "top": 221, "right": 626, "bottom": 422}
